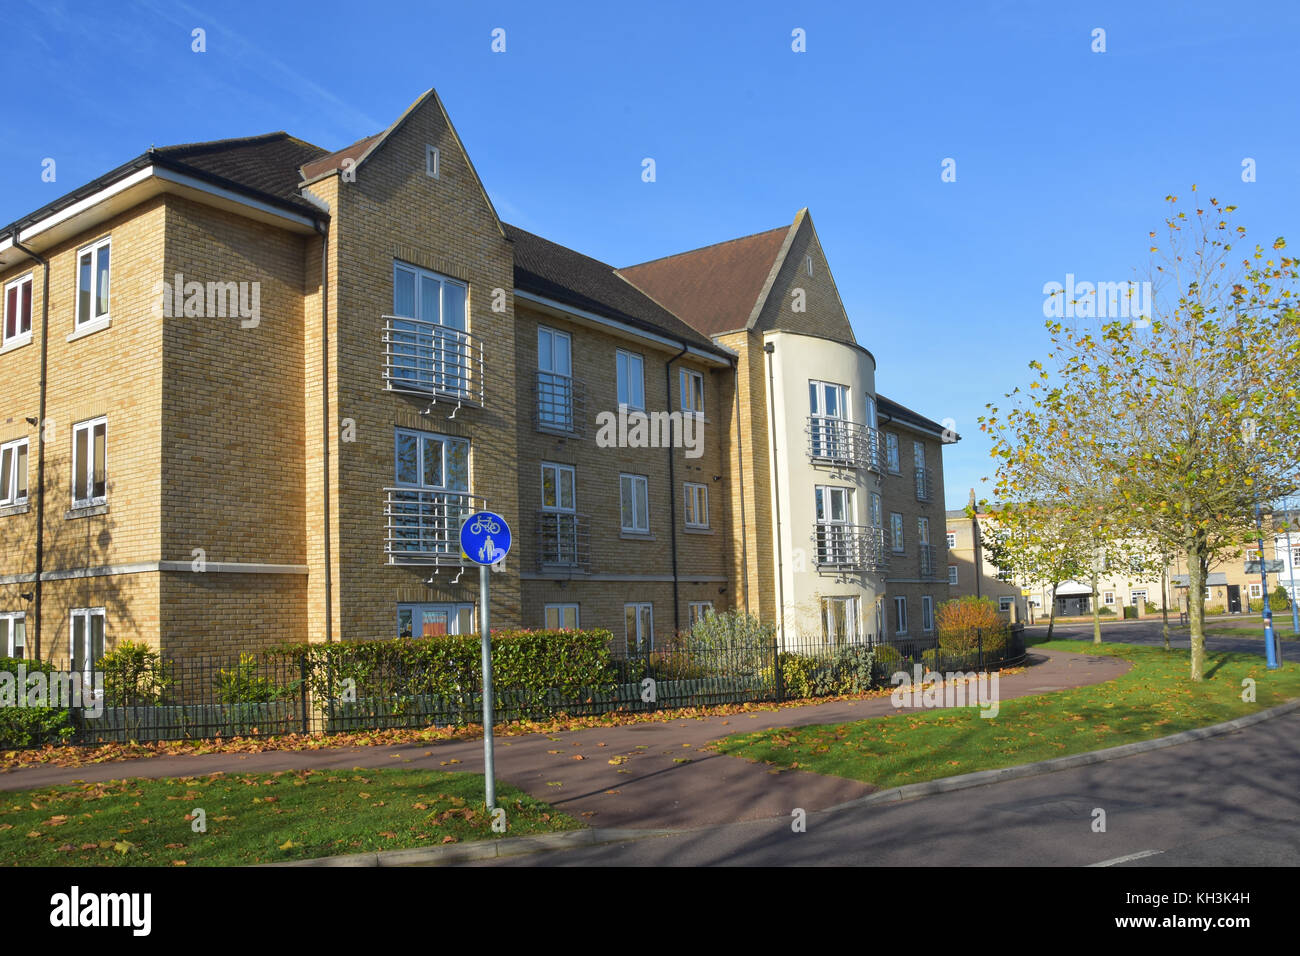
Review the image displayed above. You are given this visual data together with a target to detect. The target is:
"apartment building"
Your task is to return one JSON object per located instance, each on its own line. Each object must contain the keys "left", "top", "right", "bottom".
{"left": 0, "top": 88, "right": 955, "bottom": 663}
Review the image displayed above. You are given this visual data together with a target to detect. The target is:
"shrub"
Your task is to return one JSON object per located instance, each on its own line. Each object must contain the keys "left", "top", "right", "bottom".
{"left": 1122, "top": 606, "right": 1138, "bottom": 619}
{"left": 0, "top": 656, "right": 75, "bottom": 748}
{"left": 1204, "top": 603, "right": 1227, "bottom": 615}
{"left": 935, "top": 596, "right": 1003, "bottom": 635}
{"left": 934, "top": 597, "right": 1008, "bottom": 666}
{"left": 1098, "top": 606, "right": 1115, "bottom": 616}
{"left": 772, "top": 645, "right": 877, "bottom": 698}
{"left": 216, "top": 653, "right": 291, "bottom": 705}
{"left": 684, "top": 609, "right": 775, "bottom": 676}
{"left": 1272, "top": 585, "right": 1291, "bottom": 610}
{"left": 100, "top": 641, "right": 171, "bottom": 706}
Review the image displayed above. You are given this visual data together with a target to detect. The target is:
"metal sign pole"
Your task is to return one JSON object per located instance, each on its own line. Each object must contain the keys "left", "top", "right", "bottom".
{"left": 479, "top": 561, "right": 495, "bottom": 811}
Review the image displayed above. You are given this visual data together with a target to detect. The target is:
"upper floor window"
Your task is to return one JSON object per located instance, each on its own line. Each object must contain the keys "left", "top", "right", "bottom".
{"left": 545, "top": 603, "right": 579, "bottom": 629}
{"left": 680, "top": 368, "right": 704, "bottom": 414}
{"left": 0, "top": 611, "right": 25, "bottom": 658}
{"left": 0, "top": 438, "right": 28, "bottom": 507}
{"left": 537, "top": 327, "right": 574, "bottom": 429}
{"left": 869, "top": 491, "right": 882, "bottom": 529}
{"left": 684, "top": 482, "right": 709, "bottom": 529}
{"left": 541, "top": 462, "right": 575, "bottom": 512}
{"left": 946, "top": 532, "right": 957, "bottom": 548}
{"left": 76, "top": 238, "right": 111, "bottom": 328}
{"left": 620, "top": 473, "right": 650, "bottom": 533}
{"left": 890, "top": 512, "right": 904, "bottom": 552}
{"left": 390, "top": 262, "right": 470, "bottom": 396}
{"left": 688, "top": 601, "right": 713, "bottom": 628}
{"left": 394, "top": 428, "right": 469, "bottom": 491}
{"left": 72, "top": 418, "right": 107, "bottom": 508}
{"left": 885, "top": 432, "right": 900, "bottom": 473}
{"left": 948, "top": 565, "right": 959, "bottom": 585}
{"left": 3, "top": 274, "right": 33, "bottom": 346}
{"left": 617, "top": 350, "right": 645, "bottom": 410}
{"left": 425, "top": 145, "right": 440, "bottom": 179}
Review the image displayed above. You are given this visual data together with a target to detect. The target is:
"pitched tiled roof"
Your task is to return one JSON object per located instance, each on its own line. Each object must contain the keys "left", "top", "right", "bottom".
{"left": 300, "top": 132, "right": 384, "bottom": 182}
{"left": 151, "top": 132, "right": 330, "bottom": 215}
{"left": 617, "top": 225, "right": 790, "bottom": 336}
{"left": 878, "top": 394, "right": 958, "bottom": 441}
{"left": 505, "top": 223, "right": 728, "bottom": 355}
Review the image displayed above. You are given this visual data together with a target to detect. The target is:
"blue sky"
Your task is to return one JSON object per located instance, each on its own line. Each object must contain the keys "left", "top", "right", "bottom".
{"left": 5, "top": 0, "right": 1299, "bottom": 508}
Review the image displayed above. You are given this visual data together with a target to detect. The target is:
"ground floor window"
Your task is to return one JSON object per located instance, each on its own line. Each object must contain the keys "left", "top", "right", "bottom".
{"left": 398, "top": 603, "right": 474, "bottom": 639}
{"left": 688, "top": 601, "right": 713, "bottom": 628}
{"left": 1, "top": 611, "right": 25, "bottom": 658}
{"left": 821, "top": 596, "right": 860, "bottom": 646}
{"left": 625, "top": 603, "right": 653, "bottom": 653}
{"left": 1131, "top": 589, "right": 1149, "bottom": 605}
{"left": 999, "top": 596, "right": 1014, "bottom": 613}
{"left": 1248, "top": 583, "right": 1262, "bottom": 599}
{"left": 921, "top": 595, "right": 934, "bottom": 633}
{"left": 1103, "top": 590, "right": 1115, "bottom": 606}
{"left": 70, "top": 608, "right": 105, "bottom": 680}
{"left": 544, "top": 603, "right": 579, "bottom": 629}
{"left": 893, "top": 596, "right": 907, "bottom": 636}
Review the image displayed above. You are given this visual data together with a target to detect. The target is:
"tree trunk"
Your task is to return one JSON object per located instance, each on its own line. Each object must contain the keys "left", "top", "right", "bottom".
{"left": 1161, "top": 563, "right": 1170, "bottom": 651}
{"left": 1188, "top": 544, "right": 1207, "bottom": 681}
{"left": 1091, "top": 568, "right": 1102, "bottom": 644}
{"left": 1046, "top": 582, "right": 1059, "bottom": 641}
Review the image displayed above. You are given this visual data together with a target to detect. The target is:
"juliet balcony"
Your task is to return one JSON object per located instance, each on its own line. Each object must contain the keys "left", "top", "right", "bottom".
{"left": 915, "top": 465, "right": 934, "bottom": 502}
{"left": 534, "top": 371, "right": 588, "bottom": 437}
{"left": 811, "top": 524, "right": 889, "bottom": 573}
{"left": 384, "top": 489, "right": 486, "bottom": 566}
{"left": 383, "top": 316, "right": 485, "bottom": 406}
{"left": 806, "top": 416, "right": 879, "bottom": 471}
{"left": 535, "top": 510, "right": 592, "bottom": 572}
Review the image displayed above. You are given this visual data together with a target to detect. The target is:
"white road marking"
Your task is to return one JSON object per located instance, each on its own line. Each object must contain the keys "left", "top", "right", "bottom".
{"left": 1088, "top": 849, "right": 1165, "bottom": 867}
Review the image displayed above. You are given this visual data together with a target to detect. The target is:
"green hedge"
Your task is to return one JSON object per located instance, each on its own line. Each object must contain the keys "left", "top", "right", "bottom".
{"left": 0, "top": 656, "right": 75, "bottom": 749}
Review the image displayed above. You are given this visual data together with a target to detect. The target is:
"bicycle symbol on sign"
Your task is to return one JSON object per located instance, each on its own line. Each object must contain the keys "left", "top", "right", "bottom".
{"left": 470, "top": 516, "right": 501, "bottom": 536}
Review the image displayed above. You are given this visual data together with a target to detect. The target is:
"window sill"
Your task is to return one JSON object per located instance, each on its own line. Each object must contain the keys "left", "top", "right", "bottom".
{"left": 67, "top": 318, "right": 111, "bottom": 343}
{"left": 0, "top": 334, "right": 32, "bottom": 356}
{"left": 66, "top": 503, "right": 109, "bottom": 519}
{"left": 620, "top": 531, "right": 655, "bottom": 541}
{"left": 0, "top": 501, "right": 30, "bottom": 518}
{"left": 683, "top": 526, "right": 713, "bottom": 534}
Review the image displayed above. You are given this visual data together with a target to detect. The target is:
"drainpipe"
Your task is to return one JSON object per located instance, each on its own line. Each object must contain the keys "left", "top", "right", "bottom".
{"left": 11, "top": 230, "right": 49, "bottom": 661}
{"left": 665, "top": 342, "right": 688, "bottom": 637}
{"left": 763, "top": 341, "right": 786, "bottom": 648}
{"left": 313, "top": 218, "right": 333, "bottom": 644}
{"left": 731, "top": 356, "right": 750, "bottom": 614}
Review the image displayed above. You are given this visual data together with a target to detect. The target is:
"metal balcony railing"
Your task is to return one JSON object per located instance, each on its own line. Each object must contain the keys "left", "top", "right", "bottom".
{"left": 534, "top": 371, "right": 588, "bottom": 437}
{"left": 915, "top": 465, "right": 934, "bottom": 501}
{"left": 536, "top": 511, "right": 591, "bottom": 571}
{"left": 919, "top": 543, "right": 939, "bottom": 579}
{"left": 384, "top": 489, "right": 486, "bottom": 565}
{"left": 811, "top": 524, "right": 889, "bottom": 572}
{"left": 383, "top": 316, "right": 485, "bottom": 405}
{"left": 806, "top": 417, "right": 879, "bottom": 471}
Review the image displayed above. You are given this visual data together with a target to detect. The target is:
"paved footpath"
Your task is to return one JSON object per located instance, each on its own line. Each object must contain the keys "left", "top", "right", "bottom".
{"left": 0, "top": 649, "right": 1128, "bottom": 830}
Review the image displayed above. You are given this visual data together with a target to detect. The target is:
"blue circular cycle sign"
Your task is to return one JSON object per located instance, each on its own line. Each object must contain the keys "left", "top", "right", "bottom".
{"left": 460, "top": 511, "right": 511, "bottom": 566}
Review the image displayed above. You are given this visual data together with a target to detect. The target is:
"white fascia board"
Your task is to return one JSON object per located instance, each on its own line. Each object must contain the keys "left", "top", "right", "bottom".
{"left": 514, "top": 289, "right": 731, "bottom": 367}
{"left": 13, "top": 167, "right": 156, "bottom": 245}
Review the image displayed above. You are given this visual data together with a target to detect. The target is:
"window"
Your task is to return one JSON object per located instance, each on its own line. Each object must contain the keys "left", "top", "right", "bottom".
{"left": 540, "top": 462, "right": 579, "bottom": 565}
{"left": 918, "top": 517, "right": 930, "bottom": 544}
{"left": 72, "top": 418, "right": 107, "bottom": 507}
{"left": 75, "top": 238, "right": 111, "bottom": 327}
{"left": 1103, "top": 590, "right": 1115, "bottom": 605}
{"left": 425, "top": 145, "right": 440, "bottom": 179}
{"left": 70, "top": 608, "right": 105, "bottom": 682}
{"left": 683, "top": 482, "right": 709, "bottom": 529}
{"left": 946, "top": 532, "right": 956, "bottom": 548}
{"left": 625, "top": 603, "right": 653, "bottom": 653}
{"left": 948, "top": 565, "right": 958, "bottom": 585}
{"left": 390, "top": 428, "right": 471, "bottom": 558}
{"left": 537, "top": 327, "right": 574, "bottom": 430}
{"left": 999, "top": 596, "right": 1014, "bottom": 613}
{"left": 885, "top": 432, "right": 900, "bottom": 472}
{"left": 0, "top": 611, "right": 25, "bottom": 658}
{"left": 809, "top": 381, "right": 850, "bottom": 459}
{"left": 893, "top": 596, "right": 908, "bottom": 636}
{"left": 391, "top": 262, "right": 469, "bottom": 396}
{"left": 620, "top": 474, "right": 650, "bottom": 533}
{"left": 3, "top": 273, "right": 33, "bottom": 346}
{"left": 922, "top": 596, "right": 934, "bottom": 633}
{"left": 398, "top": 604, "right": 474, "bottom": 638}
{"left": 544, "top": 604, "right": 579, "bottom": 629}
{"left": 680, "top": 368, "right": 705, "bottom": 415}
{"left": 890, "top": 512, "right": 904, "bottom": 552}
{"left": 1248, "top": 583, "right": 1262, "bottom": 599}
{"left": 688, "top": 602, "right": 713, "bottom": 627}
{"left": 616, "top": 350, "right": 645, "bottom": 410}
{"left": 821, "top": 596, "right": 860, "bottom": 646}
{"left": 913, "top": 441, "right": 929, "bottom": 499}
{"left": 1293, "top": 547, "right": 1300, "bottom": 565}
{"left": 869, "top": 492, "right": 882, "bottom": 529}
{"left": 805, "top": 255, "right": 814, "bottom": 276}
{"left": 815, "top": 486, "right": 853, "bottom": 564}
{"left": 1130, "top": 589, "right": 1149, "bottom": 606}
{"left": 0, "top": 438, "right": 29, "bottom": 507}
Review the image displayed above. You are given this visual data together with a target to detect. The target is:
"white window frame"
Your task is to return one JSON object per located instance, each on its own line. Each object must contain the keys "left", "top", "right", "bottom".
{"left": 946, "top": 532, "right": 956, "bottom": 548}
{"left": 885, "top": 432, "right": 900, "bottom": 473}
{"left": 683, "top": 482, "right": 709, "bottom": 529}
{"left": 948, "top": 565, "right": 958, "bottom": 585}
{"left": 393, "top": 427, "right": 469, "bottom": 492}
{"left": 69, "top": 607, "right": 105, "bottom": 683}
{"left": 921, "top": 595, "right": 934, "bottom": 633}
{"left": 999, "top": 596, "right": 1014, "bottom": 613}
{"left": 1103, "top": 590, "right": 1115, "bottom": 605}
{"left": 821, "top": 596, "right": 860, "bottom": 646}
{"left": 890, "top": 512, "right": 904, "bottom": 553}
{"left": 917, "top": 516, "right": 930, "bottom": 544}
{"left": 893, "top": 595, "right": 908, "bottom": 636}
{"left": 688, "top": 601, "right": 713, "bottom": 628}
{"left": 1248, "top": 583, "right": 1262, "bottom": 599}
{"left": 869, "top": 491, "right": 882, "bottom": 529}
{"left": 541, "top": 462, "right": 576, "bottom": 513}
{"left": 0, "top": 611, "right": 26, "bottom": 658}
{"left": 620, "top": 473, "right": 650, "bottom": 534}
{"left": 397, "top": 603, "right": 475, "bottom": 639}
{"left": 75, "top": 237, "right": 112, "bottom": 328}
{"left": 616, "top": 349, "right": 645, "bottom": 411}
{"left": 425, "top": 145, "right": 440, "bottom": 179}
{"left": 625, "top": 602, "right": 654, "bottom": 653}
{"left": 679, "top": 368, "right": 705, "bottom": 415}
{"left": 537, "top": 326, "right": 574, "bottom": 430}
{"left": 2, "top": 272, "right": 33, "bottom": 348}
{"left": 0, "top": 437, "right": 29, "bottom": 507}
{"left": 72, "top": 417, "right": 107, "bottom": 508}
{"left": 544, "top": 603, "right": 580, "bottom": 629}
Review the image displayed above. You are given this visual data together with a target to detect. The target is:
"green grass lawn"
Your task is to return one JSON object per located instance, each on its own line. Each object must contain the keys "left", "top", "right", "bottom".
{"left": 1202, "top": 622, "right": 1299, "bottom": 639}
{"left": 712, "top": 642, "right": 1300, "bottom": 788}
{"left": 0, "top": 768, "right": 580, "bottom": 866}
